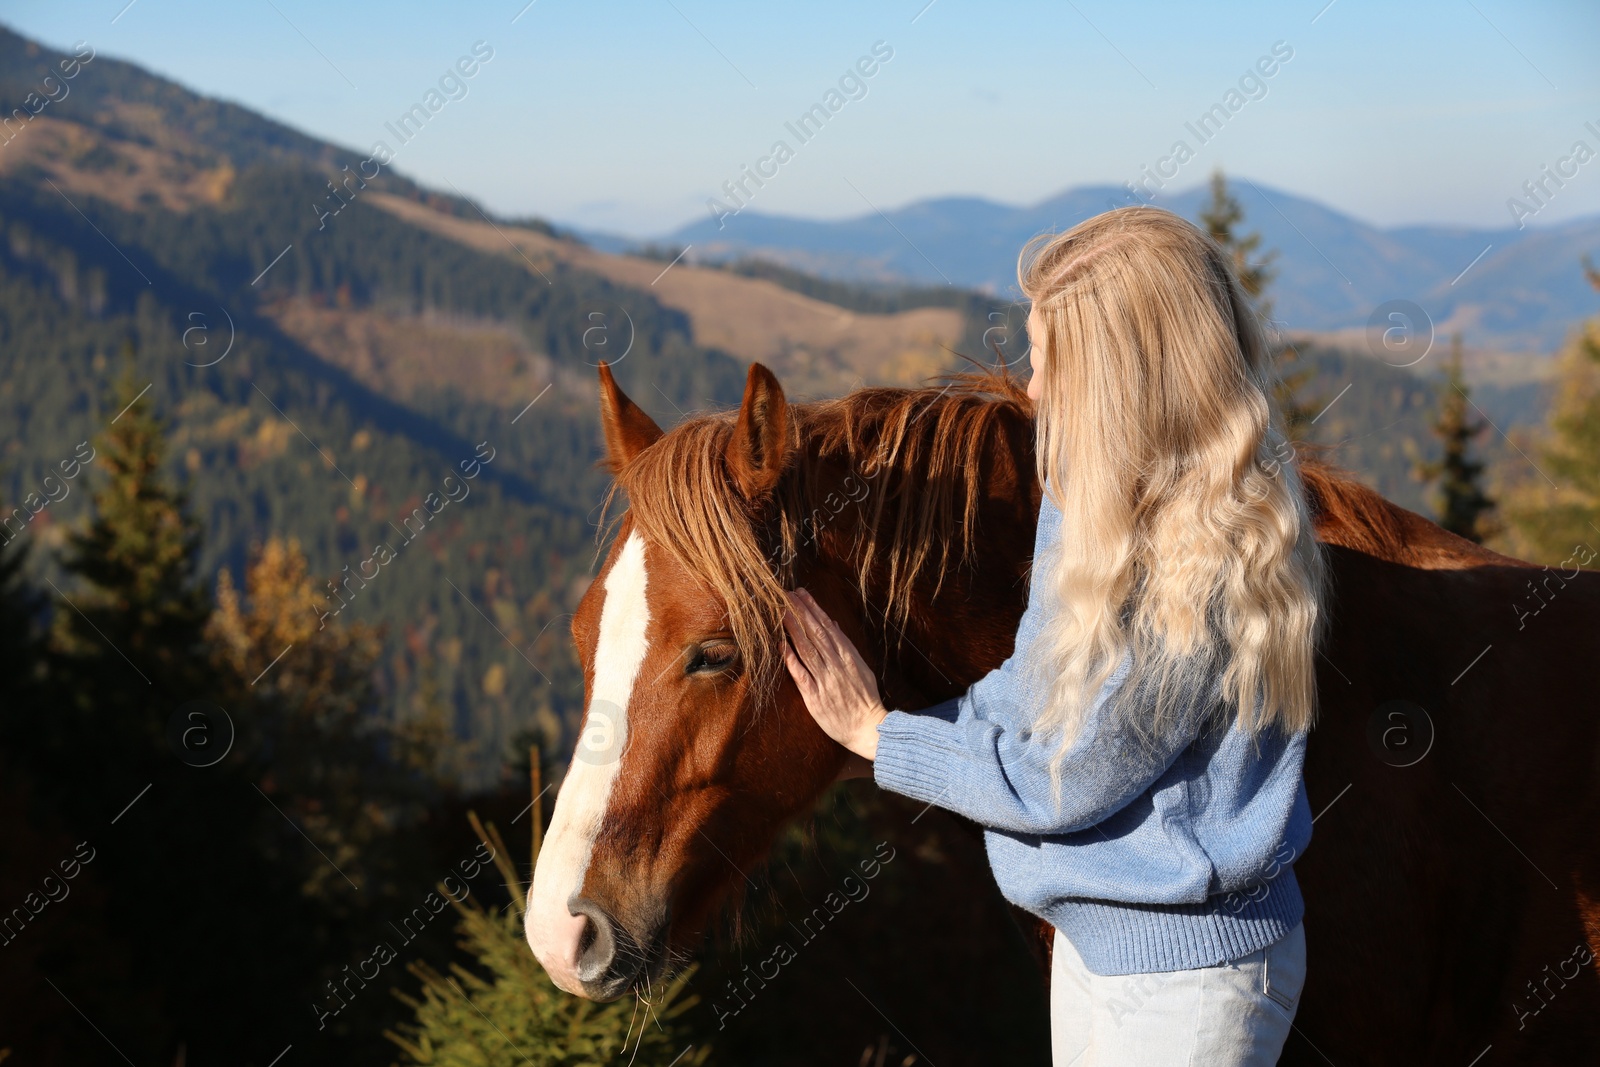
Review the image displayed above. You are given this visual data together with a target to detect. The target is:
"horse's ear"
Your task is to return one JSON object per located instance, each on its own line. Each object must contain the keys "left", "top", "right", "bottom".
{"left": 597, "top": 360, "right": 663, "bottom": 471}
{"left": 725, "top": 363, "right": 791, "bottom": 500}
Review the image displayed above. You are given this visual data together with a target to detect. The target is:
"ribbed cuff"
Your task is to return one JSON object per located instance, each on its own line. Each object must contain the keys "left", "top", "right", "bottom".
{"left": 872, "top": 709, "right": 959, "bottom": 810}
{"left": 1046, "top": 867, "right": 1305, "bottom": 976}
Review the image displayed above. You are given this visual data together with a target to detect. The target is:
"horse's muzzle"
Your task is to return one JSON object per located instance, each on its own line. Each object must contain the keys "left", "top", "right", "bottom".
{"left": 569, "top": 896, "right": 665, "bottom": 1001}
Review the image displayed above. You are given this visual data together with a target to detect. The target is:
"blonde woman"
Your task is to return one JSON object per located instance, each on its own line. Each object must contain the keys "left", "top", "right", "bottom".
{"left": 783, "top": 207, "right": 1323, "bottom": 1066}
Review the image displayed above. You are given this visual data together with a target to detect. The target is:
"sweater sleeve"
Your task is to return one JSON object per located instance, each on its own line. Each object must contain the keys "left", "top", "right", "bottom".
{"left": 872, "top": 651, "right": 1209, "bottom": 835}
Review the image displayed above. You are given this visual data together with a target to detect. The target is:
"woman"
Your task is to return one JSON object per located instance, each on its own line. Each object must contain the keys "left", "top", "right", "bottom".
{"left": 782, "top": 207, "right": 1324, "bottom": 1066}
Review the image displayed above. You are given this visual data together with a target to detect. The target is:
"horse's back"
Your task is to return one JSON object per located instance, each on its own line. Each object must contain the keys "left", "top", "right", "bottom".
{"left": 1292, "top": 463, "right": 1600, "bottom": 1063}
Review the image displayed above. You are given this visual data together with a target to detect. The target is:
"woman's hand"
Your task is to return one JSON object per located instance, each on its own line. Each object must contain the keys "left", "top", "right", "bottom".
{"left": 782, "top": 588, "right": 888, "bottom": 763}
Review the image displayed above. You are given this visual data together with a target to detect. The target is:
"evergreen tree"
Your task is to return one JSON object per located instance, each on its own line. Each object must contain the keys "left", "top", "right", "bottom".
{"left": 0, "top": 503, "right": 43, "bottom": 729}
{"left": 53, "top": 350, "right": 211, "bottom": 707}
{"left": 1413, "top": 336, "right": 1497, "bottom": 542}
{"left": 0, "top": 482, "right": 137, "bottom": 1066}
{"left": 39, "top": 349, "right": 217, "bottom": 821}
{"left": 1200, "top": 170, "right": 1277, "bottom": 307}
{"left": 387, "top": 806, "right": 709, "bottom": 1067}
{"left": 1500, "top": 261, "right": 1600, "bottom": 563}
{"left": 1198, "top": 170, "right": 1317, "bottom": 436}
{"left": 39, "top": 352, "right": 325, "bottom": 1063}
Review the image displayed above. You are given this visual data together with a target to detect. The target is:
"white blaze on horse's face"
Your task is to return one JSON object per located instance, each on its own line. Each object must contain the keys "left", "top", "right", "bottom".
{"left": 525, "top": 531, "right": 650, "bottom": 997}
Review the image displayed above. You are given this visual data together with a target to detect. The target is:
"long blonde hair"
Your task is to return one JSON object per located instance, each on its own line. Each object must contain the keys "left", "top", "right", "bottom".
{"left": 1020, "top": 207, "right": 1323, "bottom": 752}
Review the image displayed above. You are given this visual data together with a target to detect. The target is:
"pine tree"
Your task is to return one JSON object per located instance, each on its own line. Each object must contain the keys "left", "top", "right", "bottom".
{"left": 0, "top": 507, "right": 43, "bottom": 729}
{"left": 1198, "top": 170, "right": 1317, "bottom": 437}
{"left": 1413, "top": 336, "right": 1497, "bottom": 542}
{"left": 1500, "top": 261, "right": 1600, "bottom": 563}
{"left": 41, "top": 350, "right": 324, "bottom": 1061}
{"left": 1200, "top": 170, "right": 1276, "bottom": 306}
{"left": 387, "top": 801, "right": 709, "bottom": 1067}
{"left": 0, "top": 492, "right": 132, "bottom": 1065}
{"left": 39, "top": 350, "right": 217, "bottom": 812}
{"left": 54, "top": 352, "right": 211, "bottom": 710}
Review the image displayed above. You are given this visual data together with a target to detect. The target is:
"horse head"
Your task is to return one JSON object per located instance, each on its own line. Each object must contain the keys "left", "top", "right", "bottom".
{"left": 525, "top": 360, "right": 1037, "bottom": 1000}
{"left": 524, "top": 362, "right": 850, "bottom": 999}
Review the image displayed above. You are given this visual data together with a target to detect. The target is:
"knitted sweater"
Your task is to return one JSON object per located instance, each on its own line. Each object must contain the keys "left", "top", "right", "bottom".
{"left": 872, "top": 491, "right": 1311, "bottom": 975}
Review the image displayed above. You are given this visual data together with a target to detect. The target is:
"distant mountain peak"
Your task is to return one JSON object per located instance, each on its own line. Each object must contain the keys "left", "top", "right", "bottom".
{"left": 661, "top": 180, "right": 1600, "bottom": 352}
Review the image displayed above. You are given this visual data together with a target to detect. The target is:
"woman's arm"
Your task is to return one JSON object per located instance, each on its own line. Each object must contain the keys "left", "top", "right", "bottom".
{"left": 783, "top": 589, "right": 1208, "bottom": 835}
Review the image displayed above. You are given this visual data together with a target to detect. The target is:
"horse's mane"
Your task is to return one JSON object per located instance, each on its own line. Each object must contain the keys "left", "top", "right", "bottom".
{"left": 614, "top": 366, "right": 1512, "bottom": 692}
{"left": 616, "top": 368, "right": 1034, "bottom": 691}
{"left": 788, "top": 370, "right": 1036, "bottom": 610}
{"left": 1298, "top": 460, "right": 1523, "bottom": 569}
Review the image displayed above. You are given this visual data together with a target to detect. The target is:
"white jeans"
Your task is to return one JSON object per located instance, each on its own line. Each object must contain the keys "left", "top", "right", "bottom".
{"left": 1050, "top": 923, "right": 1306, "bottom": 1066}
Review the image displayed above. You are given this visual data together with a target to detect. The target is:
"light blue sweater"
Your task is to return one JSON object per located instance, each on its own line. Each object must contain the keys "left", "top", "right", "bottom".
{"left": 872, "top": 491, "right": 1311, "bottom": 976}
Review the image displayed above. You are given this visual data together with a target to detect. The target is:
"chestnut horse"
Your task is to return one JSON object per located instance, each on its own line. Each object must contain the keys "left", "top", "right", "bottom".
{"left": 527, "top": 361, "right": 1600, "bottom": 1064}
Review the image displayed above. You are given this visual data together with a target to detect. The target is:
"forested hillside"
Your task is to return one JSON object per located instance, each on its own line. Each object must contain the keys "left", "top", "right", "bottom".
{"left": 0, "top": 162, "right": 759, "bottom": 782}
{"left": 0, "top": 25, "right": 1063, "bottom": 1066}
{"left": 0, "top": 131, "right": 1049, "bottom": 1067}
{"left": 0, "top": 25, "right": 1042, "bottom": 784}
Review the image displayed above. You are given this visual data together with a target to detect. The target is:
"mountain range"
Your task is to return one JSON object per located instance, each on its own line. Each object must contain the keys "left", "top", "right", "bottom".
{"left": 0, "top": 22, "right": 1569, "bottom": 784}
{"left": 642, "top": 182, "right": 1600, "bottom": 355}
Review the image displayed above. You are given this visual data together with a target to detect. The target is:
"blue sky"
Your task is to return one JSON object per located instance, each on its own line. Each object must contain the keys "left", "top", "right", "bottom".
{"left": 7, "top": 0, "right": 1600, "bottom": 235}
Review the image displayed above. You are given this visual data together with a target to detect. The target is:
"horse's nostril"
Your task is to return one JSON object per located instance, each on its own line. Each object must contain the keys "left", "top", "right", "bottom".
{"left": 569, "top": 897, "right": 626, "bottom": 990}
{"left": 561, "top": 897, "right": 671, "bottom": 1001}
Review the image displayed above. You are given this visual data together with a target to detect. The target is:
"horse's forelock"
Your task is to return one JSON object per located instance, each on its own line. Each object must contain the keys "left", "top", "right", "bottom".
{"left": 619, "top": 413, "right": 793, "bottom": 697}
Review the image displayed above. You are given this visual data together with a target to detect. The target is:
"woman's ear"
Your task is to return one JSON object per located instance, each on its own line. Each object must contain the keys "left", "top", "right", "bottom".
{"left": 597, "top": 360, "right": 663, "bottom": 471}
{"left": 725, "top": 363, "right": 791, "bottom": 500}
{"left": 1026, "top": 308, "right": 1046, "bottom": 404}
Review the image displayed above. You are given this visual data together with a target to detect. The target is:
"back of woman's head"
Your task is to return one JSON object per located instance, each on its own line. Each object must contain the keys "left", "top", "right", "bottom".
{"left": 1019, "top": 206, "right": 1323, "bottom": 750}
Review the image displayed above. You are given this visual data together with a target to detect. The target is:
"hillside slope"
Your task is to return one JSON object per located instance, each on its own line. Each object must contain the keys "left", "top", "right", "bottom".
{"left": 0, "top": 25, "right": 1025, "bottom": 784}
{"left": 370, "top": 193, "right": 978, "bottom": 398}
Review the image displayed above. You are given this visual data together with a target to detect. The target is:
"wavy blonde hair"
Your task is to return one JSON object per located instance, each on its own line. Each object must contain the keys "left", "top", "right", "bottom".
{"left": 1020, "top": 206, "right": 1324, "bottom": 752}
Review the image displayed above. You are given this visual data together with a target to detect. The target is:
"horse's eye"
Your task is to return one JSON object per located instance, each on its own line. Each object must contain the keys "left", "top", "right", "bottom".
{"left": 686, "top": 641, "right": 739, "bottom": 676}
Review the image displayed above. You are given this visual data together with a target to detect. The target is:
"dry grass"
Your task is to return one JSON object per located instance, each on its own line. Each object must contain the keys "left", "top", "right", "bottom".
{"left": 1289, "top": 327, "right": 1557, "bottom": 387}
{"left": 370, "top": 192, "right": 968, "bottom": 397}
{"left": 262, "top": 297, "right": 551, "bottom": 409}
{"left": 0, "top": 114, "right": 233, "bottom": 212}
{"left": 12, "top": 108, "right": 973, "bottom": 406}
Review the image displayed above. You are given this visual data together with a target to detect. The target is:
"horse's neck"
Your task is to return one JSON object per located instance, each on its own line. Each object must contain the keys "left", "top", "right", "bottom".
{"left": 804, "top": 439, "right": 1042, "bottom": 711}
{"left": 1300, "top": 460, "right": 1525, "bottom": 570}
